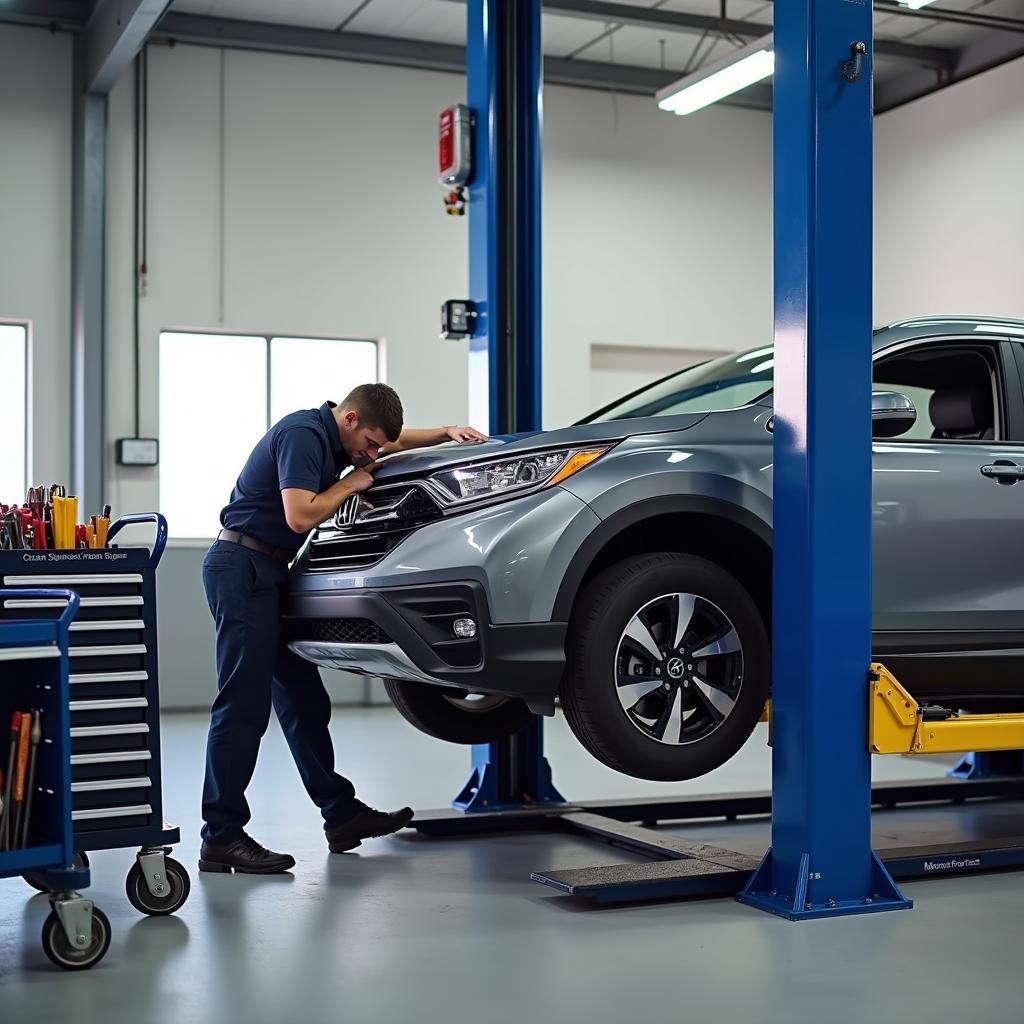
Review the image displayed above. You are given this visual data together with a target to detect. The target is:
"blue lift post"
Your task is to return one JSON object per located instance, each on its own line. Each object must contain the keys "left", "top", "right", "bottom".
{"left": 454, "top": 0, "right": 565, "bottom": 813}
{"left": 737, "top": 1, "right": 911, "bottom": 920}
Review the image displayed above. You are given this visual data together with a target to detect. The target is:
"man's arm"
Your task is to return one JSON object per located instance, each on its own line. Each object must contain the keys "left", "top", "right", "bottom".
{"left": 382, "top": 425, "right": 488, "bottom": 456}
{"left": 281, "top": 465, "right": 376, "bottom": 535}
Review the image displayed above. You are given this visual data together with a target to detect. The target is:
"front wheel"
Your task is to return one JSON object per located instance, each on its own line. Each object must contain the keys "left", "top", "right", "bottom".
{"left": 383, "top": 679, "right": 535, "bottom": 744}
{"left": 41, "top": 906, "right": 111, "bottom": 971}
{"left": 561, "top": 552, "right": 769, "bottom": 781}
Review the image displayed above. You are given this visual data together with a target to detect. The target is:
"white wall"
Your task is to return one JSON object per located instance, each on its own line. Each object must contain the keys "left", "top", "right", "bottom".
{"left": 0, "top": 25, "right": 72, "bottom": 491}
{"left": 875, "top": 57, "right": 1024, "bottom": 323}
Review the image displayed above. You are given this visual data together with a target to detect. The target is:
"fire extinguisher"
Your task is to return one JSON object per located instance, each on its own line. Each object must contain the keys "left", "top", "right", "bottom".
{"left": 439, "top": 104, "right": 471, "bottom": 216}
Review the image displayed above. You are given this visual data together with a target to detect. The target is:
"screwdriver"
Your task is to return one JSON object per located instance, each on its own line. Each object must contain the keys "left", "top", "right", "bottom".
{"left": 1, "top": 712, "right": 21, "bottom": 850}
{"left": 17, "top": 712, "right": 42, "bottom": 849}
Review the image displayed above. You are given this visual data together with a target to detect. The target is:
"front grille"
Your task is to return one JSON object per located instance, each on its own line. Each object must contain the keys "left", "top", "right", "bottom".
{"left": 307, "top": 529, "right": 411, "bottom": 571}
{"left": 305, "top": 618, "right": 393, "bottom": 645}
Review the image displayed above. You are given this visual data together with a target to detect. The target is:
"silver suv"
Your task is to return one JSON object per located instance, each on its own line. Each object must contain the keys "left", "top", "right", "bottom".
{"left": 286, "top": 316, "right": 1024, "bottom": 781}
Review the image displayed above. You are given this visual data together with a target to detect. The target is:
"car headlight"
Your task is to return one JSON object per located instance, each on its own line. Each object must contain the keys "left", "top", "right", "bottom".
{"left": 429, "top": 446, "right": 610, "bottom": 506}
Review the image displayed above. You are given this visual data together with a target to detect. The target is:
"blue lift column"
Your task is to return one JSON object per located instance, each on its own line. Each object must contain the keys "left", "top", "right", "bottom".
{"left": 737, "top": 1, "right": 911, "bottom": 920}
{"left": 453, "top": 0, "right": 565, "bottom": 813}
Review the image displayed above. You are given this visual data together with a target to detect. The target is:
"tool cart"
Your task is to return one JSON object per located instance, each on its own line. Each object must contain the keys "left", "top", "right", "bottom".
{"left": 0, "top": 588, "right": 113, "bottom": 970}
{"left": 2, "top": 514, "right": 190, "bottom": 918}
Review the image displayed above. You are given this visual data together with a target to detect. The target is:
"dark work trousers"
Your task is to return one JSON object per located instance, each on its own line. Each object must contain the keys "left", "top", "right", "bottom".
{"left": 200, "top": 539, "right": 357, "bottom": 844}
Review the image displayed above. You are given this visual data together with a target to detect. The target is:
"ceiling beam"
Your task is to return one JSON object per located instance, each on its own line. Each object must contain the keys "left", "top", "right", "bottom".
{"left": 154, "top": 13, "right": 467, "bottom": 73}
{"left": 874, "top": 1, "right": 1024, "bottom": 35}
{"left": 536, "top": 0, "right": 954, "bottom": 70}
{"left": 151, "top": 13, "right": 766, "bottom": 106}
{"left": 876, "top": 27, "right": 1024, "bottom": 113}
{"left": 0, "top": 0, "right": 86, "bottom": 31}
{"left": 84, "top": 0, "right": 173, "bottom": 94}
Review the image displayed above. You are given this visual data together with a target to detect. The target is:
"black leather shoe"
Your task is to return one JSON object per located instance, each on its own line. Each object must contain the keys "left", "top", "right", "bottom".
{"left": 199, "top": 833, "right": 296, "bottom": 874}
{"left": 325, "top": 803, "right": 415, "bottom": 853}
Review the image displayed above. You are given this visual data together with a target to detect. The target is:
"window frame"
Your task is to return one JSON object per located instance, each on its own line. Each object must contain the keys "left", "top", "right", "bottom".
{"left": 157, "top": 327, "right": 383, "bottom": 544}
{"left": 0, "top": 319, "right": 31, "bottom": 502}
{"left": 871, "top": 336, "right": 1024, "bottom": 446}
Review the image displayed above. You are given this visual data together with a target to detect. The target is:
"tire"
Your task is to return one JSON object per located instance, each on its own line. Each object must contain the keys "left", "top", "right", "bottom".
{"left": 383, "top": 679, "right": 535, "bottom": 744}
{"left": 125, "top": 857, "right": 191, "bottom": 916}
{"left": 561, "top": 552, "right": 769, "bottom": 782}
{"left": 41, "top": 905, "right": 111, "bottom": 971}
{"left": 25, "top": 852, "right": 90, "bottom": 894}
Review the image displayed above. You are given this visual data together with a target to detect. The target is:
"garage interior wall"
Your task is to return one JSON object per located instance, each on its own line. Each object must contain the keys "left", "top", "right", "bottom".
{"left": 874, "top": 55, "right": 1024, "bottom": 324}
{"left": 2, "top": 21, "right": 1022, "bottom": 706}
{"left": 0, "top": 26, "right": 72, "bottom": 489}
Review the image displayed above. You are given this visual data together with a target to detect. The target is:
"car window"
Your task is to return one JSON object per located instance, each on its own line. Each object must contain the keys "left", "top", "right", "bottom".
{"left": 582, "top": 348, "right": 773, "bottom": 423}
{"left": 872, "top": 344, "right": 1002, "bottom": 442}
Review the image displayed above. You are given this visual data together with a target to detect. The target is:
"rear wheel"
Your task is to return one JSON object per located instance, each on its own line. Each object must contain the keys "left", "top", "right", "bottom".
{"left": 561, "top": 552, "right": 769, "bottom": 781}
{"left": 383, "top": 679, "right": 535, "bottom": 744}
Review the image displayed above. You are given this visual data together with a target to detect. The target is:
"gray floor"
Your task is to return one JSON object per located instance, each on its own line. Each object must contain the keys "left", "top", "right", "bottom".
{"left": 3, "top": 710, "right": 1024, "bottom": 1023}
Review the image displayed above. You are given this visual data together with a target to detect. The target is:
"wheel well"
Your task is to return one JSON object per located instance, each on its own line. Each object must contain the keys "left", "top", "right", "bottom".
{"left": 571, "top": 513, "right": 772, "bottom": 629}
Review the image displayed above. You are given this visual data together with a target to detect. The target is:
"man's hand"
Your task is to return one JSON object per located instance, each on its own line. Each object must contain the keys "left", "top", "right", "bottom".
{"left": 446, "top": 426, "right": 488, "bottom": 444}
{"left": 346, "top": 462, "right": 378, "bottom": 494}
{"left": 282, "top": 463, "right": 377, "bottom": 534}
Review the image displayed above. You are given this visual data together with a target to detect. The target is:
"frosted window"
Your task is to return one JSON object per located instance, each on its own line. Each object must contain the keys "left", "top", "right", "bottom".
{"left": 158, "top": 331, "right": 381, "bottom": 539}
{"left": 159, "top": 332, "right": 267, "bottom": 539}
{"left": 0, "top": 324, "right": 27, "bottom": 504}
{"left": 270, "top": 337, "right": 379, "bottom": 423}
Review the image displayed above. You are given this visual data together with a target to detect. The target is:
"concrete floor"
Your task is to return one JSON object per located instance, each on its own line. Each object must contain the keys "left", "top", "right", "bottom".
{"left": 3, "top": 709, "right": 1024, "bottom": 1023}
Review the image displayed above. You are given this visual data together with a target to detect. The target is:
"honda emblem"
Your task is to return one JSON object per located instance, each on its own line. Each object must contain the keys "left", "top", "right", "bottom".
{"left": 338, "top": 495, "right": 361, "bottom": 527}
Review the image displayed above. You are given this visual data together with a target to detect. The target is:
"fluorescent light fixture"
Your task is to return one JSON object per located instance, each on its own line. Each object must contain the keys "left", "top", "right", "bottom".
{"left": 657, "top": 35, "right": 774, "bottom": 116}
{"left": 903, "top": 0, "right": 938, "bottom": 9}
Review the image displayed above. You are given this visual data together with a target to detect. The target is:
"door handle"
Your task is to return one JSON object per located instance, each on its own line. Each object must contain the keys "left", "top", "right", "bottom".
{"left": 981, "top": 461, "right": 1024, "bottom": 484}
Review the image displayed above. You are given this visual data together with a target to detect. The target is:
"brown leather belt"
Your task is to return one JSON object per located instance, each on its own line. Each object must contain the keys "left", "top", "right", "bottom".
{"left": 217, "top": 529, "right": 293, "bottom": 564}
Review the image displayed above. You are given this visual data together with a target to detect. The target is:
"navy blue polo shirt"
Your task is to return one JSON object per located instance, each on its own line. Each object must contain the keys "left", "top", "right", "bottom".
{"left": 220, "top": 402, "right": 351, "bottom": 551}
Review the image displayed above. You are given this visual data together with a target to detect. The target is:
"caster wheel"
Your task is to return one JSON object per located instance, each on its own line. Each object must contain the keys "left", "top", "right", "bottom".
{"left": 24, "top": 852, "right": 90, "bottom": 894}
{"left": 41, "top": 906, "right": 111, "bottom": 971}
{"left": 125, "top": 857, "right": 191, "bottom": 916}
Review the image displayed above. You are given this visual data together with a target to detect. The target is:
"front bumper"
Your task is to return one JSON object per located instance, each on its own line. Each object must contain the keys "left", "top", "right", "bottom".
{"left": 283, "top": 581, "right": 566, "bottom": 715}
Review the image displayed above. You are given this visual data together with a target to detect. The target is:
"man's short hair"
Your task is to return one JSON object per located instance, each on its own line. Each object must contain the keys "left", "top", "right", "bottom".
{"left": 340, "top": 383, "right": 404, "bottom": 442}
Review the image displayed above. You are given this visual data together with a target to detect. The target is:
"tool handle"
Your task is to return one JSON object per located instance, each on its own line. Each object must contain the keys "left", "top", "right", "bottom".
{"left": 106, "top": 513, "right": 168, "bottom": 568}
{"left": 0, "top": 588, "right": 81, "bottom": 632}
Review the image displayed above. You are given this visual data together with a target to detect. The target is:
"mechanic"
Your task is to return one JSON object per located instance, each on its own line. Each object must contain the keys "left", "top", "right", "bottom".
{"left": 198, "top": 383, "right": 487, "bottom": 874}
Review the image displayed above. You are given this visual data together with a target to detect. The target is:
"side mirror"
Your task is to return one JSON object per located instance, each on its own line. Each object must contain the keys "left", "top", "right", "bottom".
{"left": 872, "top": 391, "right": 917, "bottom": 439}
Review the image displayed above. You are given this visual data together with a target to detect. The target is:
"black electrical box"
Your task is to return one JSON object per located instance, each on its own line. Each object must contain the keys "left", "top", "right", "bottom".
{"left": 441, "top": 299, "right": 476, "bottom": 340}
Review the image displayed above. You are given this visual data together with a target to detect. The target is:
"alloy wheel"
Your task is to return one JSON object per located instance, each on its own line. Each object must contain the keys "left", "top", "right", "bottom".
{"left": 615, "top": 592, "right": 743, "bottom": 745}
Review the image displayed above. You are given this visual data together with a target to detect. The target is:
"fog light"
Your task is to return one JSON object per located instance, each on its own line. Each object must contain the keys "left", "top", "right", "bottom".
{"left": 453, "top": 617, "right": 477, "bottom": 639}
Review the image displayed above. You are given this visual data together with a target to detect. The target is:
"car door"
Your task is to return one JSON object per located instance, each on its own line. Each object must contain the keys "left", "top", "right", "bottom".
{"left": 871, "top": 338, "right": 1024, "bottom": 639}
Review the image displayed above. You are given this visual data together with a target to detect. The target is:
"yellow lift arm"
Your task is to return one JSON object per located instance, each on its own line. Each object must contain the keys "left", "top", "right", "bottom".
{"left": 870, "top": 663, "right": 1024, "bottom": 756}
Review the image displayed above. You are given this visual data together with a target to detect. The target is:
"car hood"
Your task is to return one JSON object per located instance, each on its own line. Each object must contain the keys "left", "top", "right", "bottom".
{"left": 369, "top": 412, "right": 711, "bottom": 482}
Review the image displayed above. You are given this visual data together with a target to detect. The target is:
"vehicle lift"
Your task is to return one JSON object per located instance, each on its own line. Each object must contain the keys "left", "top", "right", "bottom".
{"left": 410, "top": 0, "right": 1024, "bottom": 917}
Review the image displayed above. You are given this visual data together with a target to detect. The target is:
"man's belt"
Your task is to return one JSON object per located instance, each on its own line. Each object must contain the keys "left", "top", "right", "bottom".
{"left": 217, "top": 529, "right": 293, "bottom": 564}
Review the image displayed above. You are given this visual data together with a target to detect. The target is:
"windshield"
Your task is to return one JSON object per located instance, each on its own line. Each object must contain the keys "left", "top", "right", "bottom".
{"left": 582, "top": 347, "right": 774, "bottom": 423}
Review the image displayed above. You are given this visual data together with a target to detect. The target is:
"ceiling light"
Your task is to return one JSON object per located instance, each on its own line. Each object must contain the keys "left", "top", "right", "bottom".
{"left": 657, "top": 35, "right": 775, "bottom": 117}
{"left": 902, "top": 0, "right": 938, "bottom": 9}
